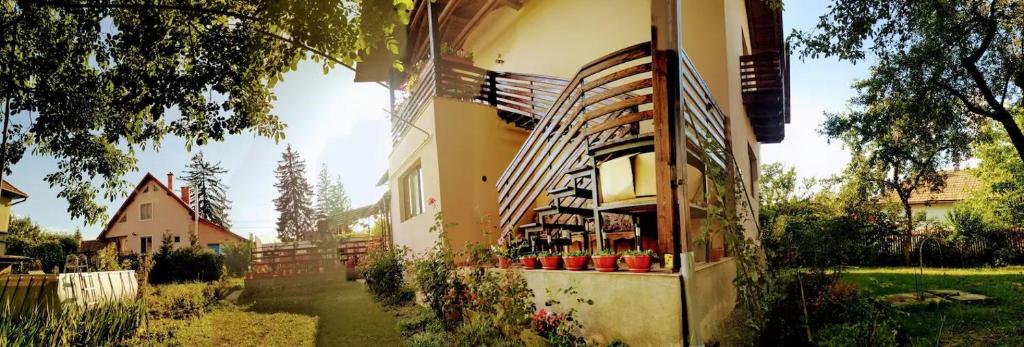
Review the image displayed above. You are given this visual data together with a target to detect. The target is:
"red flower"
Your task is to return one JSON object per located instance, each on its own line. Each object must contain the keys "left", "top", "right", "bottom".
{"left": 427, "top": 197, "right": 437, "bottom": 207}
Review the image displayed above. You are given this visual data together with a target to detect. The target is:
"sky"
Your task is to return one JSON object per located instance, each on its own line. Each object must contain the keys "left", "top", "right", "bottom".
{"left": 7, "top": 0, "right": 867, "bottom": 242}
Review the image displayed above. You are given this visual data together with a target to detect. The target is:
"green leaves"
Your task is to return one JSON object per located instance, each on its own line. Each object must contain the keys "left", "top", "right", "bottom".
{"left": 1, "top": 0, "right": 408, "bottom": 224}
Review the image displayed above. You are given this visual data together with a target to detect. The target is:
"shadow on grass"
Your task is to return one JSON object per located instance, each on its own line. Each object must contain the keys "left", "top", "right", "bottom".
{"left": 238, "top": 272, "right": 404, "bottom": 347}
{"left": 843, "top": 267, "right": 1024, "bottom": 346}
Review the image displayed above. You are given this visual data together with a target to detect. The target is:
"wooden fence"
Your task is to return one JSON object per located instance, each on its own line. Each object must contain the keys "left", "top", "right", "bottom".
{"left": 247, "top": 242, "right": 341, "bottom": 280}
{"left": 878, "top": 231, "right": 1024, "bottom": 264}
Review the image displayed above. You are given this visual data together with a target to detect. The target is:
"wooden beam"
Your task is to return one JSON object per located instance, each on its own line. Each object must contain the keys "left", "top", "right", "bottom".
{"left": 651, "top": 0, "right": 684, "bottom": 270}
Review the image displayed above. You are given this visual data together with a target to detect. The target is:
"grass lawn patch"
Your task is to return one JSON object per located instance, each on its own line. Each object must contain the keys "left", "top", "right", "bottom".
{"left": 843, "top": 267, "right": 1024, "bottom": 346}
{"left": 163, "top": 305, "right": 318, "bottom": 346}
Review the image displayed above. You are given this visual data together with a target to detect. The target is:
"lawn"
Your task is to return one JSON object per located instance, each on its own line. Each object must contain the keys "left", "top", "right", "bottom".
{"left": 158, "top": 273, "right": 404, "bottom": 346}
{"left": 843, "top": 267, "right": 1024, "bottom": 346}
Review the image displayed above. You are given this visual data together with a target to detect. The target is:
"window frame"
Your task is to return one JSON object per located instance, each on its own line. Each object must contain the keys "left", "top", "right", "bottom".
{"left": 400, "top": 163, "right": 425, "bottom": 221}
{"left": 140, "top": 236, "right": 153, "bottom": 255}
{"left": 140, "top": 202, "right": 153, "bottom": 221}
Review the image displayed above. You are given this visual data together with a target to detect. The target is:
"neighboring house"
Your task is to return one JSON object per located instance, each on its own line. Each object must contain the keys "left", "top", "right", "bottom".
{"left": 0, "top": 180, "right": 28, "bottom": 261}
{"left": 907, "top": 169, "right": 980, "bottom": 222}
{"left": 94, "top": 173, "right": 245, "bottom": 255}
{"left": 355, "top": 1, "right": 790, "bottom": 344}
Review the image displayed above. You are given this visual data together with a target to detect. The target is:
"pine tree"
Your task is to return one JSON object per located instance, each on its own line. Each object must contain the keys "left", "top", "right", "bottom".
{"left": 181, "top": 152, "right": 233, "bottom": 228}
{"left": 274, "top": 145, "right": 316, "bottom": 242}
{"left": 315, "top": 164, "right": 352, "bottom": 237}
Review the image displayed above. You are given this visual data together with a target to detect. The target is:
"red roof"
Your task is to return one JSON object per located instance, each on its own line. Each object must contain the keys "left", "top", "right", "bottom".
{"left": 96, "top": 173, "right": 245, "bottom": 241}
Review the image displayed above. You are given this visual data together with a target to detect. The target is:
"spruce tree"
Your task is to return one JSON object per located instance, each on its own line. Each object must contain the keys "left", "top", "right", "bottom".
{"left": 274, "top": 145, "right": 316, "bottom": 242}
{"left": 315, "top": 165, "right": 353, "bottom": 237}
{"left": 182, "top": 152, "right": 233, "bottom": 228}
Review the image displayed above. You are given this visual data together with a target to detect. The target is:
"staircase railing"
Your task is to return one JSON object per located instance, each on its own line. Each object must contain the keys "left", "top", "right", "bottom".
{"left": 496, "top": 42, "right": 656, "bottom": 234}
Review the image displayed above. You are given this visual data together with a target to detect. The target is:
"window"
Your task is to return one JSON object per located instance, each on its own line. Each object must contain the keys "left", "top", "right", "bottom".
{"left": 140, "top": 203, "right": 153, "bottom": 220}
{"left": 208, "top": 243, "right": 222, "bottom": 255}
{"left": 140, "top": 236, "right": 153, "bottom": 254}
{"left": 174, "top": 236, "right": 181, "bottom": 243}
{"left": 143, "top": 185, "right": 149, "bottom": 193}
{"left": 401, "top": 164, "right": 425, "bottom": 220}
{"left": 119, "top": 214, "right": 126, "bottom": 223}
{"left": 747, "top": 144, "right": 758, "bottom": 191}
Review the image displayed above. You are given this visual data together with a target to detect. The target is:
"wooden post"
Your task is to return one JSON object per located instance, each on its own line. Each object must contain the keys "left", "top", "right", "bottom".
{"left": 426, "top": 1, "right": 443, "bottom": 92}
{"left": 651, "top": 0, "right": 685, "bottom": 271}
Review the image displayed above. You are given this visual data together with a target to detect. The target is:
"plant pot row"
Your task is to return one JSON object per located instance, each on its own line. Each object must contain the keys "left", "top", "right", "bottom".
{"left": 500, "top": 254, "right": 654, "bottom": 273}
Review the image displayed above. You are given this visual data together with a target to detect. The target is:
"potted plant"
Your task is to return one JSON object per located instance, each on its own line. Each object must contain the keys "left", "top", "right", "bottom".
{"left": 592, "top": 249, "right": 619, "bottom": 272}
{"left": 491, "top": 244, "right": 520, "bottom": 269}
{"left": 520, "top": 254, "right": 540, "bottom": 269}
{"left": 621, "top": 249, "right": 656, "bottom": 273}
{"left": 709, "top": 247, "right": 725, "bottom": 262}
{"left": 537, "top": 251, "right": 562, "bottom": 270}
{"left": 561, "top": 250, "right": 590, "bottom": 271}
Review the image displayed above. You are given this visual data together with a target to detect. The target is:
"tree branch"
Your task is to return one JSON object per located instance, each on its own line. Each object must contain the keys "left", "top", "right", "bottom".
{"left": 935, "top": 80, "right": 998, "bottom": 118}
{"left": 23, "top": 0, "right": 261, "bottom": 22}
{"left": 251, "top": 28, "right": 389, "bottom": 89}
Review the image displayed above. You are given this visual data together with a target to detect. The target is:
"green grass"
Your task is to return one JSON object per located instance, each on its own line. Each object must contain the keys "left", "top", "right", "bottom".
{"left": 843, "top": 267, "right": 1024, "bottom": 346}
{"left": 161, "top": 273, "right": 404, "bottom": 347}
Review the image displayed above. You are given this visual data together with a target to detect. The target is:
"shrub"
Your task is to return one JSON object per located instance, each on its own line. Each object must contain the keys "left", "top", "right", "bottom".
{"left": 92, "top": 243, "right": 123, "bottom": 271}
{"left": 0, "top": 299, "right": 146, "bottom": 346}
{"left": 221, "top": 241, "right": 251, "bottom": 277}
{"left": 146, "top": 282, "right": 213, "bottom": 319}
{"left": 149, "top": 237, "right": 224, "bottom": 284}
{"left": 359, "top": 245, "right": 412, "bottom": 306}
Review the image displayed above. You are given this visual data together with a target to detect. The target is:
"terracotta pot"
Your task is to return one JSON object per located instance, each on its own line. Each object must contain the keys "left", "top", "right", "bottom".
{"left": 710, "top": 247, "right": 725, "bottom": 262}
{"left": 520, "top": 256, "right": 540, "bottom": 269}
{"left": 540, "top": 256, "right": 563, "bottom": 270}
{"left": 592, "top": 255, "right": 619, "bottom": 272}
{"left": 497, "top": 257, "right": 513, "bottom": 269}
{"left": 623, "top": 255, "right": 652, "bottom": 273}
{"left": 562, "top": 256, "right": 590, "bottom": 271}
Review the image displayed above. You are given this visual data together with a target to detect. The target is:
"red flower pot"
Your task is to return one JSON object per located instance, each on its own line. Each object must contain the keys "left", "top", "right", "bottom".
{"left": 562, "top": 256, "right": 590, "bottom": 271}
{"left": 592, "top": 255, "right": 619, "bottom": 272}
{"left": 520, "top": 256, "right": 540, "bottom": 269}
{"left": 540, "top": 256, "right": 562, "bottom": 270}
{"left": 710, "top": 247, "right": 724, "bottom": 262}
{"left": 497, "top": 257, "right": 513, "bottom": 269}
{"left": 623, "top": 255, "right": 652, "bottom": 273}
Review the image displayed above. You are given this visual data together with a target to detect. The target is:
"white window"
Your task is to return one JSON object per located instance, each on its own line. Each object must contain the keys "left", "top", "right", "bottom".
{"left": 401, "top": 164, "right": 424, "bottom": 220}
{"left": 140, "top": 203, "right": 153, "bottom": 221}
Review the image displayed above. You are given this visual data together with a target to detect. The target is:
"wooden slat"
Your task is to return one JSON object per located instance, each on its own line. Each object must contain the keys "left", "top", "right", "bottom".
{"left": 581, "top": 94, "right": 652, "bottom": 122}
{"left": 582, "top": 110, "right": 654, "bottom": 136}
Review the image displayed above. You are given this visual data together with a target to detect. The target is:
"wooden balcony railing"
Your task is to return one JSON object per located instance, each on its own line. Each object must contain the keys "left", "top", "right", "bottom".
{"left": 391, "top": 57, "right": 568, "bottom": 145}
{"left": 739, "top": 50, "right": 788, "bottom": 143}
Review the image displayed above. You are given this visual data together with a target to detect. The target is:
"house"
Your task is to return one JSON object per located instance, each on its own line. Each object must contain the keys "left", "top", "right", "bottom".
{"left": 0, "top": 180, "right": 29, "bottom": 267}
{"left": 907, "top": 169, "right": 980, "bottom": 222}
{"left": 356, "top": 0, "right": 789, "bottom": 345}
{"left": 94, "top": 173, "right": 245, "bottom": 255}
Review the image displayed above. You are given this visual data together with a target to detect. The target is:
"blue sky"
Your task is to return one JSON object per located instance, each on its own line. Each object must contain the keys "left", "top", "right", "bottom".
{"left": 8, "top": 1, "right": 866, "bottom": 242}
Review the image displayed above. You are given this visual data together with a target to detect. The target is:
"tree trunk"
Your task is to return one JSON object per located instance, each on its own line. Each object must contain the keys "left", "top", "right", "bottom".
{"left": 997, "top": 115, "right": 1024, "bottom": 164}
{"left": 902, "top": 200, "right": 914, "bottom": 265}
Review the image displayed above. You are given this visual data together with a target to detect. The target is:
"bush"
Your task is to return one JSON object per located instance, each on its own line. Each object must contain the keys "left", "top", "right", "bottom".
{"left": 221, "top": 241, "right": 251, "bottom": 277}
{"left": 0, "top": 299, "right": 146, "bottom": 346}
{"left": 359, "top": 245, "right": 412, "bottom": 306}
{"left": 150, "top": 241, "right": 224, "bottom": 284}
{"left": 146, "top": 282, "right": 213, "bottom": 319}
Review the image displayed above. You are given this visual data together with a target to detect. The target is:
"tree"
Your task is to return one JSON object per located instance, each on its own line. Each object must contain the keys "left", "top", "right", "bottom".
{"left": 181, "top": 152, "right": 232, "bottom": 228}
{"left": 971, "top": 111, "right": 1024, "bottom": 227}
{"left": 274, "top": 145, "right": 315, "bottom": 242}
{"left": 793, "top": 0, "right": 1024, "bottom": 163}
{"left": 0, "top": 0, "right": 412, "bottom": 225}
{"left": 315, "top": 164, "right": 352, "bottom": 237}
{"left": 821, "top": 83, "right": 976, "bottom": 263}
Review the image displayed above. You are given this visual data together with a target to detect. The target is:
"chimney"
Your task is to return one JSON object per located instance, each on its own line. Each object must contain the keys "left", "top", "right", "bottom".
{"left": 166, "top": 172, "right": 174, "bottom": 190}
{"left": 181, "top": 186, "right": 190, "bottom": 206}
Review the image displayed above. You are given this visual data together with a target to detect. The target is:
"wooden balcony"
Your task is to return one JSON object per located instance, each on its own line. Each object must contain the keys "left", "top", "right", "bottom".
{"left": 390, "top": 56, "right": 568, "bottom": 145}
{"left": 740, "top": 50, "right": 789, "bottom": 143}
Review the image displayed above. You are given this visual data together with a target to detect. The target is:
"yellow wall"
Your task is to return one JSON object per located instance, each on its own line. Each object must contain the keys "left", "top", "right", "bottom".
{"left": 102, "top": 181, "right": 242, "bottom": 254}
{"left": 389, "top": 97, "right": 529, "bottom": 255}
{"left": 522, "top": 269, "right": 685, "bottom": 346}
{"left": 912, "top": 202, "right": 957, "bottom": 223}
{"left": 0, "top": 195, "right": 11, "bottom": 233}
{"left": 465, "top": 0, "right": 651, "bottom": 79}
